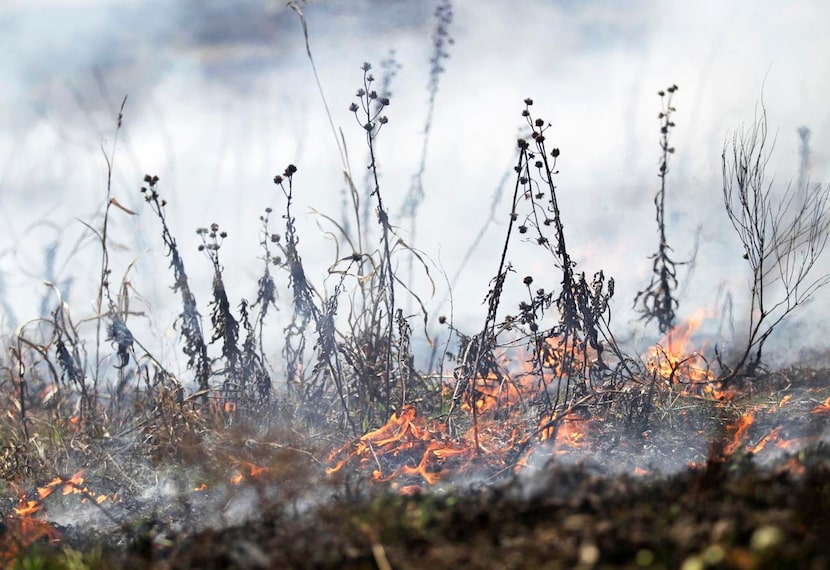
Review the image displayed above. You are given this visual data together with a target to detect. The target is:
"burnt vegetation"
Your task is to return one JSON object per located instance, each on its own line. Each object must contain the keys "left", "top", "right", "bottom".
{"left": 1, "top": 2, "right": 830, "bottom": 568}
{"left": 635, "top": 84, "right": 684, "bottom": 335}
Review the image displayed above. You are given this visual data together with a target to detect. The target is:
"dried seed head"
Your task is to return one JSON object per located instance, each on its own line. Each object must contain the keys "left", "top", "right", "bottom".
{"left": 349, "top": 102, "right": 359, "bottom": 112}
{"left": 438, "top": 315, "right": 447, "bottom": 324}
{"left": 273, "top": 175, "right": 283, "bottom": 185}
{"left": 524, "top": 98, "right": 533, "bottom": 106}
{"left": 523, "top": 276, "right": 533, "bottom": 285}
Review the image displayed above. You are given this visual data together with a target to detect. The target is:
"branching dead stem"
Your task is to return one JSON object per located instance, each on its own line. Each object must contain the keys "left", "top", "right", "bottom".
{"left": 721, "top": 105, "right": 830, "bottom": 382}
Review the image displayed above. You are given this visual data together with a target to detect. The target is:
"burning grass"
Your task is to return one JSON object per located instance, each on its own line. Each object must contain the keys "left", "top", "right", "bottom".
{"left": 3, "top": 3, "right": 830, "bottom": 567}
{"left": 4, "top": 373, "right": 829, "bottom": 568}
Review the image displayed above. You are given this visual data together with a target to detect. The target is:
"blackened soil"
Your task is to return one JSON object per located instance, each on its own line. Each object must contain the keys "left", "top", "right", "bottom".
{"left": 50, "top": 444, "right": 829, "bottom": 569}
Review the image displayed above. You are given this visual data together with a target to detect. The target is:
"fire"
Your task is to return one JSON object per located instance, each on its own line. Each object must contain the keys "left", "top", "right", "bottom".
{"left": 322, "top": 311, "right": 822, "bottom": 493}
{"left": 327, "top": 398, "right": 606, "bottom": 491}
{"left": 748, "top": 426, "right": 782, "bottom": 455}
{"left": 327, "top": 405, "right": 491, "bottom": 488}
{"left": 647, "top": 311, "right": 714, "bottom": 384}
{"left": 325, "top": 316, "right": 720, "bottom": 489}
{"left": 3, "top": 469, "right": 114, "bottom": 563}
{"left": 537, "top": 412, "right": 591, "bottom": 450}
{"left": 229, "top": 460, "right": 273, "bottom": 485}
{"left": 0, "top": 514, "right": 61, "bottom": 565}
{"left": 460, "top": 371, "right": 523, "bottom": 414}
{"left": 538, "top": 337, "right": 596, "bottom": 379}
{"left": 724, "top": 412, "right": 755, "bottom": 455}
{"left": 811, "top": 396, "right": 830, "bottom": 415}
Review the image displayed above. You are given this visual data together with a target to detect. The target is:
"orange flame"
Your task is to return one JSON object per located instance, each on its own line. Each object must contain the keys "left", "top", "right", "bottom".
{"left": 647, "top": 311, "right": 713, "bottom": 384}
{"left": 326, "top": 405, "right": 482, "bottom": 488}
{"left": 748, "top": 426, "right": 782, "bottom": 455}
{"left": 811, "top": 396, "right": 830, "bottom": 415}
{"left": 724, "top": 413, "right": 754, "bottom": 455}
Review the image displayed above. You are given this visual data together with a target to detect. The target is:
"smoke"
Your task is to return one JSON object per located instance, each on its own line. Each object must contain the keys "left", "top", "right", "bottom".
{"left": 0, "top": 0, "right": 828, "bottom": 363}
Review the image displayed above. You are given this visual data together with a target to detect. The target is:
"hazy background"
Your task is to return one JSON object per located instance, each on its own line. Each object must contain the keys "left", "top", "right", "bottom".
{"left": 1, "top": 0, "right": 829, "bottom": 370}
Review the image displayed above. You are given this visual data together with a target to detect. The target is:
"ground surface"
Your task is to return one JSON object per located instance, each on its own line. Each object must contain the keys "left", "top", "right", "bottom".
{"left": 6, "top": 369, "right": 830, "bottom": 569}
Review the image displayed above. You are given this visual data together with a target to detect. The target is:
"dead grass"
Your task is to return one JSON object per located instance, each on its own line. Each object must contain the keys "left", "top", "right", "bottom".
{"left": 2, "top": 3, "right": 830, "bottom": 567}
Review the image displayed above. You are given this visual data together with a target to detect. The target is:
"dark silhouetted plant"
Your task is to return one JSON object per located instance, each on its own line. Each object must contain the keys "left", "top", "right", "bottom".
{"left": 720, "top": 105, "right": 830, "bottom": 381}
{"left": 142, "top": 175, "right": 211, "bottom": 399}
{"left": 634, "top": 84, "right": 681, "bottom": 335}
{"left": 449, "top": 99, "right": 617, "bottom": 448}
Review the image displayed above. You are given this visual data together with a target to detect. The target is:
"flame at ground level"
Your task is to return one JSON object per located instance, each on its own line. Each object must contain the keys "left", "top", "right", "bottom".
{"left": 2, "top": 469, "right": 116, "bottom": 564}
